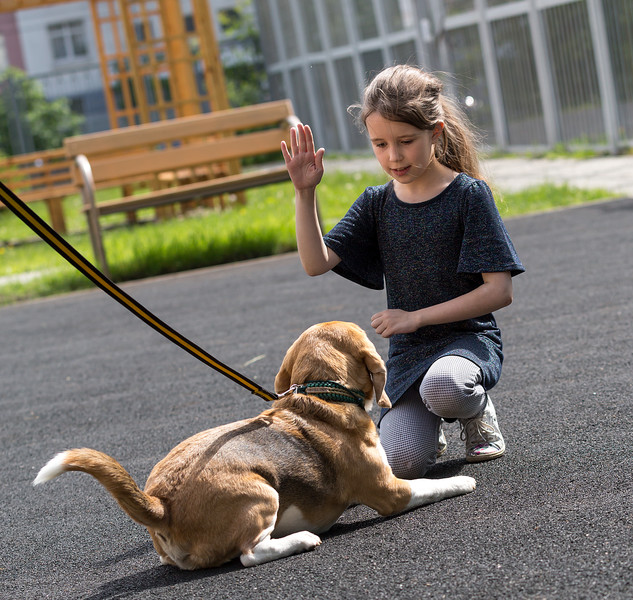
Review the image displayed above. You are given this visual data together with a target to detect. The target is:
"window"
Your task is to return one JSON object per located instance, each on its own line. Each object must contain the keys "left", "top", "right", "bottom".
{"left": 48, "top": 21, "right": 88, "bottom": 61}
{"left": 298, "top": 0, "right": 322, "bottom": 52}
{"left": 0, "top": 35, "right": 7, "bottom": 71}
{"left": 353, "top": 0, "right": 378, "bottom": 40}
{"left": 324, "top": 0, "right": 348, "bottom": 47}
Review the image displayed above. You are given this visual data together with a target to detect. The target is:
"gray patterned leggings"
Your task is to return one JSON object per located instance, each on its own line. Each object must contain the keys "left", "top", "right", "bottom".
{"left": 379, "top": 355, "right": 487, "bottom": 479}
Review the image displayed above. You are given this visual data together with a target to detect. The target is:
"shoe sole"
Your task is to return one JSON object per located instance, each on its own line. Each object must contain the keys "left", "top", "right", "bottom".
{"left": 465, "top": 448, "right": 505, "bottom": 463}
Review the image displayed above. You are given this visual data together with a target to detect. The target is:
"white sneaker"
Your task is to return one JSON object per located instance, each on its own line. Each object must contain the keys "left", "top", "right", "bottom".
{"left": 437, "top": 424, "right": 447, "bottom": 458}
{"left": 459, "top": 395, "right": 505, "bottom": 463}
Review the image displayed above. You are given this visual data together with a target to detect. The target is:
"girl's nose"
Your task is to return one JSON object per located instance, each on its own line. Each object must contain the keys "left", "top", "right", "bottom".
{"left": 388, "top": 145, "right": 401, "bottom": 162}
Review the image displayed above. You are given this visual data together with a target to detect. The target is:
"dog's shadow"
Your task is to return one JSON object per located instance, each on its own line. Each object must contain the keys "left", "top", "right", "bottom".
{"left": 85, "top": 543, "right": 242, "bottom": 600}
{"left": 84, "top": 459, "right": 468, "bottom": 599}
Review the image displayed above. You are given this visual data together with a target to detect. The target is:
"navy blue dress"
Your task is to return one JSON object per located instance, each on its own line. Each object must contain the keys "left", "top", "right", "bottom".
{"left": 323, "top": 174, "right": 525, "bottom": 410}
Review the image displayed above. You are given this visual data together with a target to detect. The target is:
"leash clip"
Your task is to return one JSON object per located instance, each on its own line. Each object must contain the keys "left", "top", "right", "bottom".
{"left": 276, "top": 384, "right": 300, "bottom": 398}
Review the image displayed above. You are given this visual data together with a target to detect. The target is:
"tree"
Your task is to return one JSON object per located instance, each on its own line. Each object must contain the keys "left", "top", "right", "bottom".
{"left": 218, "top": 0, "right": 269, "bottom": 108}
{"left": 0, "top": 67, "right": 84, "bottom": 156}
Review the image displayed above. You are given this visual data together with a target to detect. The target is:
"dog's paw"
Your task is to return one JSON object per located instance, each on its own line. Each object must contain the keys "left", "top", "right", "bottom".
{"left": 451, "top": 475, "right": 477, "bottom": 493}
{"left": 295, "top": 531, "right": 322, "bottom": 551}
{"left": 241, "top": 531, "right": 322, "bottom": 567}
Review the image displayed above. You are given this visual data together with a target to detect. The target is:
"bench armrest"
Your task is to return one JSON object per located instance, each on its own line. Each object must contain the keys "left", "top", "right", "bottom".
{"left": 75, "top": 154, "right": 109, "bottom": 276}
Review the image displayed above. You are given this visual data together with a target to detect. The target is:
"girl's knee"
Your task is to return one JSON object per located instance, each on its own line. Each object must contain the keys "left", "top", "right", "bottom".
{"left": 420, "top": 356, "right": 485, "bottom": 419}
{"left": 381, "top": 439, "right": 435, "bottom": 479}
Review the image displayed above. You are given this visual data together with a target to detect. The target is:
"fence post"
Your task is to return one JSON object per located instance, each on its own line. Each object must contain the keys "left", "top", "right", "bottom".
{"left": 586, "top": 0, "right": 620, "bottom": 153}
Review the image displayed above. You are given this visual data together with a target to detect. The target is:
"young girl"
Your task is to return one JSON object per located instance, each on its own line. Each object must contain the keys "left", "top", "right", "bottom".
{"left": 281, "top": 65, "right": 524, "bottom": 478}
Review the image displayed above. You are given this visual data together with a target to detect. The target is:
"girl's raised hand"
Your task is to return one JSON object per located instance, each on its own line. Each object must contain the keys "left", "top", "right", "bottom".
{"left": 281, "top": 123, "right": 325, "bottom": 191}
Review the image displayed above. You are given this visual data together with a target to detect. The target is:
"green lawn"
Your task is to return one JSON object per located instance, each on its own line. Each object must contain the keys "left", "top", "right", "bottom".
{"left": 0, "top": 170, "right": 613, "bottom": 305}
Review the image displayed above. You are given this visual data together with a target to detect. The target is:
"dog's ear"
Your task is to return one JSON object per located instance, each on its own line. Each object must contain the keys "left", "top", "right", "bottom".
{"left": 363, "top": 346, "right": 391, "bottom": 408}
{"left": 274, "top": 343, "right": 295, "bottom": 394}
{"left": 274, "top": 365, "right": 291, "bottom": 394}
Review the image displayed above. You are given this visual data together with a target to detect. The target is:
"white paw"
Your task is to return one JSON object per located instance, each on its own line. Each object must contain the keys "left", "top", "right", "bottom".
{"left": 295, "top": 531, "right": 322, "bottom": 550}
{"left": 240, "top": 531, "right": 322, "bottom": 567}
{"left": 452, "top": 475, "right": 477, "bottom": 493}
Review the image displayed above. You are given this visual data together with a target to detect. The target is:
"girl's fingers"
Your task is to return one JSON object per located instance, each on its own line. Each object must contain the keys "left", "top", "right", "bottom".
{"left": 280, "top": 140, "right": 290, "bottom": 164}
{"left": 290, "top": 126, "right": 299, "bottom": 156}
{"left": 315, "top": 147, "right": 325, "bottom": 170}
{"left": 304, "top": 125, "right": 315, "bottom": 154}
{"left": 287, "top": 124, "right": 320, "bottom": 160}
{"left": 297, "top": 124, "right": 308, "bottom": 153}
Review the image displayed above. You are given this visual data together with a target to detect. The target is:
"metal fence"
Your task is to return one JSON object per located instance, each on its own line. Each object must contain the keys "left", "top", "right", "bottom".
{"left": 2, "top": 0, "right": 631, "bottom": 156}
{"left": 254, "top": 0, "right": 633, "bottom": 154}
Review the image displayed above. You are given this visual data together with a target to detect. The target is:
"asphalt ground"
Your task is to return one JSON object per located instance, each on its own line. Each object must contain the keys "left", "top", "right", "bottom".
{"left": 2, "top": 196, "right": 633, "bottom": 599}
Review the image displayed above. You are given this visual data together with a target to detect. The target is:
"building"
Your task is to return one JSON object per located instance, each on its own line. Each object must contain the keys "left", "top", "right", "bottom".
{"left": 0, "top": 12, "right": 25, "bottom": 72}
{"left": 13, "top": 1, "right": 107, "bottom": 134}
{"left": 254, "top": 0, "right": 633, "bottom": 154}
{"left": 2, "top": 0, "right": 632, "bottom": 155}
{"left": 0, "top": 0, "right": 258, "bottom": 150}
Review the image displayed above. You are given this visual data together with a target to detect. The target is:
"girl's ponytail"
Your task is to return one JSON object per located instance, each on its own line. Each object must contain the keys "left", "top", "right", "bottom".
{"left": 437, "top": 94, "right": 482, "bottom": 180}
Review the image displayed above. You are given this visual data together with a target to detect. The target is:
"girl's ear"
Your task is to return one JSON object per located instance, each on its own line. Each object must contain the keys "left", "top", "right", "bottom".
{"left": 432, "top": 121, "right": 445, "bottom": 141}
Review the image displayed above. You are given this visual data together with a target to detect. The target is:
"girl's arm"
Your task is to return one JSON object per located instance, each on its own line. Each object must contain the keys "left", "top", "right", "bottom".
{"left": 371, "top": 271, "right": 513, "bottom": 338}
{"left": 281, "top": 124, "right": 341, "bottom": 276}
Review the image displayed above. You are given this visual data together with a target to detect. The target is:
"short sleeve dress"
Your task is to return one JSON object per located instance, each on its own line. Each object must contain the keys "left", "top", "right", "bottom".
{"left": 323, "top": 173, "right": 525, "bottom": 413}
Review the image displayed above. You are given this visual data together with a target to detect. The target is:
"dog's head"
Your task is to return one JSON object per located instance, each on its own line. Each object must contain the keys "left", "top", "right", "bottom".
{"left": 274, "top": 321, "right": 391, "bottom": 410}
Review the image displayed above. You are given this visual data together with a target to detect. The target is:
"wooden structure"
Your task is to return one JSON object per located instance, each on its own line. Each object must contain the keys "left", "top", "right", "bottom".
{"left": 64, "top": 100, "right": 299, "bottom": 277}
{"left": 0, "top": 148, "right": 74, "bottom": 233}
{"left": 0, "top": 0, "right": 238, "bottom": 239}
{"left": 1, "top": 0, "right": 230, "bottom": 127}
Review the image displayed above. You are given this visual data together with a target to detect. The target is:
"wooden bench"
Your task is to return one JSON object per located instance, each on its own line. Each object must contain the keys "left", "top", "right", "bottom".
{"left": 0, "top": 148, "right": 75, "bottom": 234}
{"left": 64, "top": 100, "right": 300, "bottom": 277}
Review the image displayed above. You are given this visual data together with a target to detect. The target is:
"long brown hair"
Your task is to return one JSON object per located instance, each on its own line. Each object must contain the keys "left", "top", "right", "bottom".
{"left": 350, "top": 65, "right": 483, "bottom": 180}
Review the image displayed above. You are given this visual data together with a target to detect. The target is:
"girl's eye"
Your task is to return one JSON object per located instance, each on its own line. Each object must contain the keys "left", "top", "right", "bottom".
{"left": 400, "top": 140, "right": 412, "bottom": 145}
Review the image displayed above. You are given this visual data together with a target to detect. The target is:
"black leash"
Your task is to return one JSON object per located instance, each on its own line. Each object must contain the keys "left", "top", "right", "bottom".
{"left": 0, "top": 180, "right": 278, "bottom": 402}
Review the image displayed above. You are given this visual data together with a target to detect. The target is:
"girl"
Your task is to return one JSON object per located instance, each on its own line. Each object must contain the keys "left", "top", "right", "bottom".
{"left": 281, "top": 65, "right": 524, "bottom": 478}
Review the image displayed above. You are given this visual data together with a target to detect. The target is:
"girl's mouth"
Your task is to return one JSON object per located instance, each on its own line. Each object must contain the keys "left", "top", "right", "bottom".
{"left": 391, "top": 166, "right": 410, "bottom": 177}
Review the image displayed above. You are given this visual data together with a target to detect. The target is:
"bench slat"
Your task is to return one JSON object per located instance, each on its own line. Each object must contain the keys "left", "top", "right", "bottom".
{"left": 92, "top": 166, "right": 290, "bottom": 216}
{"left": 0, "top": 149, "right": 73, "bottom": 232}
{"left": 6, "top": 185, "right": 77, "bottom": 203}
{"left": 88, "top": 128, "right": 289, "bottom": 184}
{"left": 66, "top": 99, "right": 299, "bottom": 276}
{"left": 64, "top": 100, "right": 296, "bottom": 158}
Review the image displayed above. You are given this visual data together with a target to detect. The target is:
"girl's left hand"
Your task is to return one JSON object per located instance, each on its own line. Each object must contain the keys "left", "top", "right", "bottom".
{"left": 371, "top": 309, "right": 419, "bottom": 338}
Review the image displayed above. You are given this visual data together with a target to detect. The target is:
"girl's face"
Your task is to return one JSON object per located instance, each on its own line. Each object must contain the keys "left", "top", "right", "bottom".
{"left": 365, "top": 113, "right": 442, "bottom": 186}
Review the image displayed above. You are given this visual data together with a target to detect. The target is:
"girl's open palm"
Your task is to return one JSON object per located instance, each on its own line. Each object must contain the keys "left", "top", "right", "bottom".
{"left": 281, "top": 124, "right": 325, "bottom": 191}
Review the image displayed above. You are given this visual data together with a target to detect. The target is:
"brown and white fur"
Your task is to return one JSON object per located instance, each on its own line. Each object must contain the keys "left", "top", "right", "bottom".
{"left": 33, "top": 321, "right": 475, "bottom": 569}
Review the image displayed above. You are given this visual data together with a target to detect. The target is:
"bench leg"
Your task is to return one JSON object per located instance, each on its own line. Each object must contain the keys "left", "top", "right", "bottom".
{"left": 45, "top": 198, "right": 67, "bottom": 235}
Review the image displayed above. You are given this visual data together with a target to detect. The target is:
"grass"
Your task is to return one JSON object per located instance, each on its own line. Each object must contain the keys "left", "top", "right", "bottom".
{"left": 0, "top": 170, "right": 614, "bottom": 306}
{"left": 494, "top": 182, "right": 613, "bottom": 217}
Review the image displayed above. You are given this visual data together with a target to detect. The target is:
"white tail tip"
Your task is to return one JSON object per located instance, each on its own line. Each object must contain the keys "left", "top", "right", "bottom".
{"left": 33, "top": 451, "right": 70, "bottom": 486}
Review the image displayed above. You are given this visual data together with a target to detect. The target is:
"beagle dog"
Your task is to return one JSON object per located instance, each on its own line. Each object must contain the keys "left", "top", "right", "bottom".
{"left": 34, "top": 321, "right": 475, "bottom": 569}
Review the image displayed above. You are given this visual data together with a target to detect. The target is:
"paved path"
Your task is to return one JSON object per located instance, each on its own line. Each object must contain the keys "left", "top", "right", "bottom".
{"left": 2, "top": 192, "right": 633, "bottom": 598}
{"left": 328, "top": 154, "right": 633, "bottom": 196}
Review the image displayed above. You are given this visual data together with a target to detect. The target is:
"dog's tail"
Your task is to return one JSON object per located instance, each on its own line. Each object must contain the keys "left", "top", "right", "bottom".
{"left": 33, "top": 448, "right": 166, "bottom": 529}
